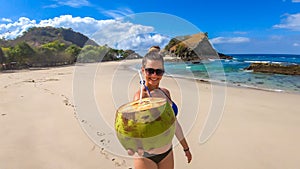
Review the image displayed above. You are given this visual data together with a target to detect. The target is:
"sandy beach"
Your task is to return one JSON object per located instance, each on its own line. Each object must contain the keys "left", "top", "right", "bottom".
{"left": 1, "top": 59, "right": 300, "bottom": 169}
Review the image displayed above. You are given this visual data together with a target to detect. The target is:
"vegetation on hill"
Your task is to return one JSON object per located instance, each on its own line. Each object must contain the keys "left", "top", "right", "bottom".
{"left": 0, "top": 27, "right": 140, "bottom": 70}
{"left": 1, "top": 27, "right": 98, "bottom": 48}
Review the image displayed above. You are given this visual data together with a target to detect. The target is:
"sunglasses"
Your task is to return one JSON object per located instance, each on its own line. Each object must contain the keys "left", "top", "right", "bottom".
{"left": 144, "top": 68, "right": 165, "bottom": 76}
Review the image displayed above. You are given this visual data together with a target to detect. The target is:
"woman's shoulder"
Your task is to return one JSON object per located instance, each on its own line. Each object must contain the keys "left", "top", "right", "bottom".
{"left": 159, "top": 87, "right": 171, "bottom": 97}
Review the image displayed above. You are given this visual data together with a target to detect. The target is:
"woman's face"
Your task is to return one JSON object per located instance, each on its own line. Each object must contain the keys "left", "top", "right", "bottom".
{"left": 142, "top": 60, "right": 164, "bottom": 87}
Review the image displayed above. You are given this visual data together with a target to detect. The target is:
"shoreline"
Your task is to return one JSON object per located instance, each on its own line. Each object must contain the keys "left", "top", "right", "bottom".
{"left": 1, "top": 60, "right": 300, "bottom": 96}
{"left": 126, "top": 60, "right": 300, "bottom": 95}
{"left": 3, "top": 59, "right": 298, "bottom": 95}
{"left": 166, "top": 73, "right": 300, "bottom": 95}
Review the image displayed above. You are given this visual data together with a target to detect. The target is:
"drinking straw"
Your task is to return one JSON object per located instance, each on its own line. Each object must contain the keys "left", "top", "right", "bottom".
{"left": 138, "top": 70, "right": 144, "bottom": 102}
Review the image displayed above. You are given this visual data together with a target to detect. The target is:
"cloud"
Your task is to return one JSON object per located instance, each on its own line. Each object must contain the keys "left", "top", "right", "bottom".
{"left": 210, "top": 37, "right": 250, "bottom": 44}
{"left": 0, "top": 17, "right": 37, "bottom": 39}
{"left": 1, "top": 18, "right": 12, "bottom": 23}
{"left": 45, "top": 0, "right": 91, "bottom": 8}
{"left": 115, "top": 33, "right": 170, "bottom": 54}
{"left": 100, "top": 8, "right": 134, "bottom": 19}
{"left": 273, "top": 13, "right": 300, "bottom": 31}
{"left": 0, "top": 15, "right": 169, "bottom": 54}
{"left": 90, "top": 21, "right": 170, "bottom": 54}
{"left": 270, "top": 35, "right": 283, "bottom": 40}
{"left": 233, "top": 31, "right": 248, "bottom": 35}
{"left": 293, "top": 43, "right": 300, "bottom": 46}
{"left": 292, "top": 0, "right": 300, "bottom": 2}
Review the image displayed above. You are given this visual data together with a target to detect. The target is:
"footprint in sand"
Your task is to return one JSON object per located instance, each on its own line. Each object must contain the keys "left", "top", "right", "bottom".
{"left": 88, "top": 132, "right": 131, "bottom": 168}
{"left": 61, "top": 95, "right": 75, "bottom": 108}
{"left": 99, "top": 147, "right": 130, "bottom": 168}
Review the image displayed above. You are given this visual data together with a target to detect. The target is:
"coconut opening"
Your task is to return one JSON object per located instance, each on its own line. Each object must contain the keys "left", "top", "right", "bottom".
{"left": 118, "top": 97, "right": 167, "bottom": 113}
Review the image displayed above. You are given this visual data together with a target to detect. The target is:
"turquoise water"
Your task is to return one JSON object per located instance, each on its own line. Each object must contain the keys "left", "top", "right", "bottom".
{"left": 134, "top": 54, "right": 300, "bottom": 94}
{"left": 163, "top": 54, "right": 300, "bottom": 93}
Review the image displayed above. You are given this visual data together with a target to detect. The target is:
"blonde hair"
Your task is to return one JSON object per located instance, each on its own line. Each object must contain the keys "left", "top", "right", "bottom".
{"left": 142, "top": 51, "right": 164, "bottom": 68}
{"left": 148, "top": 46, "right": 161, "bottom": 53}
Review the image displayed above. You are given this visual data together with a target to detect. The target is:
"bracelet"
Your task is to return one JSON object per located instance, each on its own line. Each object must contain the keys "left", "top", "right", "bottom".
{"left": 183, "top": 148, "right": 189, "bottom": 152}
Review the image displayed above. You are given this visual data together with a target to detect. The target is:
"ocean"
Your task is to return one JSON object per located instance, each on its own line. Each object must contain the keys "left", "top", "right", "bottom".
{"left": 134, "top": 54, "right": 300, "bottom": 94}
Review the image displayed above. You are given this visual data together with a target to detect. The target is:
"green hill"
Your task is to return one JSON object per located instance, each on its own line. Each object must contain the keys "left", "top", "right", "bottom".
{"left": 0, "top": 27, "right": 140, "bottom": 70}
{"left": 3, "top": 26, "right": 98, "bottom": 48}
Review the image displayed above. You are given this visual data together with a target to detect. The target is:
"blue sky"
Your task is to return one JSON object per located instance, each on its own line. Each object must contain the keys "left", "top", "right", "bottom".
{"left": 0, "top": 0, "right": 300, "bottom": 54}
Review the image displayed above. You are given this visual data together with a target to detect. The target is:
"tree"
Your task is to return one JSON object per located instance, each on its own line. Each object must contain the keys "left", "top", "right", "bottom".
{"left": 41, "top": 40, "right": 66, "bottom": 51}
{"left": 77, "top": 46, "right": 100, "bottom": 63}
{"left": 122, "top": 50, "right": 135, "bottom": 58}
{"left": 65, "top": 45, "right": 81, "bottom": 63}
{"left": 175, "top": 44, "right": 186, "bottom": 56}
{"left": 7, "top": 42, "right": 35, "bottom": 65}
{"left": 204, "top": 32, "right": 208, "bottom": 37}
{"left": 0, "top": 48, "right": 4, "bottom": 64}
{"left": 65, "top": 45, "right": 81, "bottom": 56}
{"left": 164, "top": 38, "right": 180, "bottom": 51}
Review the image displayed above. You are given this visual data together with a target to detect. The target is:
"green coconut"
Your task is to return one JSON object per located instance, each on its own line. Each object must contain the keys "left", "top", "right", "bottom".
{"left": 115, "top": 97, "right": 176, "bottom": 152}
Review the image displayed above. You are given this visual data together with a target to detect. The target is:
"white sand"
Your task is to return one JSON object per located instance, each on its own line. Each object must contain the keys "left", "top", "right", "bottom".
{"left": 1, "top": 60, "right": 300, "bottom": 169}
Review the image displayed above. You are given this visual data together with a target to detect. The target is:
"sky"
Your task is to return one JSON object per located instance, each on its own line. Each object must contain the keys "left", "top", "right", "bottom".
{"left": 0, "top": 0, "right": 300, "bottom": 54}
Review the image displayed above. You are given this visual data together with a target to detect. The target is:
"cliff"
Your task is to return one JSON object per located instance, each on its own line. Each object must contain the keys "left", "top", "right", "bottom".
{"left": 163, "top": 33, "right": 232, "bottom": 61}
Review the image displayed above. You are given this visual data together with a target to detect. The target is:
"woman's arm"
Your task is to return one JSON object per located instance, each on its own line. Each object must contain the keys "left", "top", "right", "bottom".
{"left": 162, "top": 88, "right": 192, "bottom": 163}
{"left": 175, "top": 120, "right": 192, "bottom": 163}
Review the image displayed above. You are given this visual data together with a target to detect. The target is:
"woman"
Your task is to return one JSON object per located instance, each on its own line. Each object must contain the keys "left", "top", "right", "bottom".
{"left": 132, "top": 51, "right": 192, "bottom": 169}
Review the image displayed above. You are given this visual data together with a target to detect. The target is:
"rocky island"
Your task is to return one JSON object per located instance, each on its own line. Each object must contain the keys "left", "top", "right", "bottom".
{"left": 245, "top": 63, "right": 300, "bottom": 75}
{"left": 163, "top": 33, "right": 232, "bottom": 62}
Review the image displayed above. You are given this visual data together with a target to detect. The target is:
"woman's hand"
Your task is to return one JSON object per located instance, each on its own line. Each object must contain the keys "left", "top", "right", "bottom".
{"left": 127, "top": 148, "right": 144, "bottom": 156}
{"left": 185, "top": 149, "right": 192, "bottom": 163}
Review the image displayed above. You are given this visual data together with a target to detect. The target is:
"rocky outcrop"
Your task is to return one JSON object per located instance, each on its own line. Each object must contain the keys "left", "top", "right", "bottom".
{"left": 245, "top": 63, "right": 300, "bottom": 75}
{"left": 163, "top": 33, "right": 232, "bottom": 61}
{"left": 218, "top": 52, "right": 233, "bottom": 60}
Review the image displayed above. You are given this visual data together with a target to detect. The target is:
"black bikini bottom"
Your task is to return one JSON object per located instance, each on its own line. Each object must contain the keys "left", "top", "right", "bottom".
{"left": 143, "top": 147, "right": 172, "bottom": 164}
